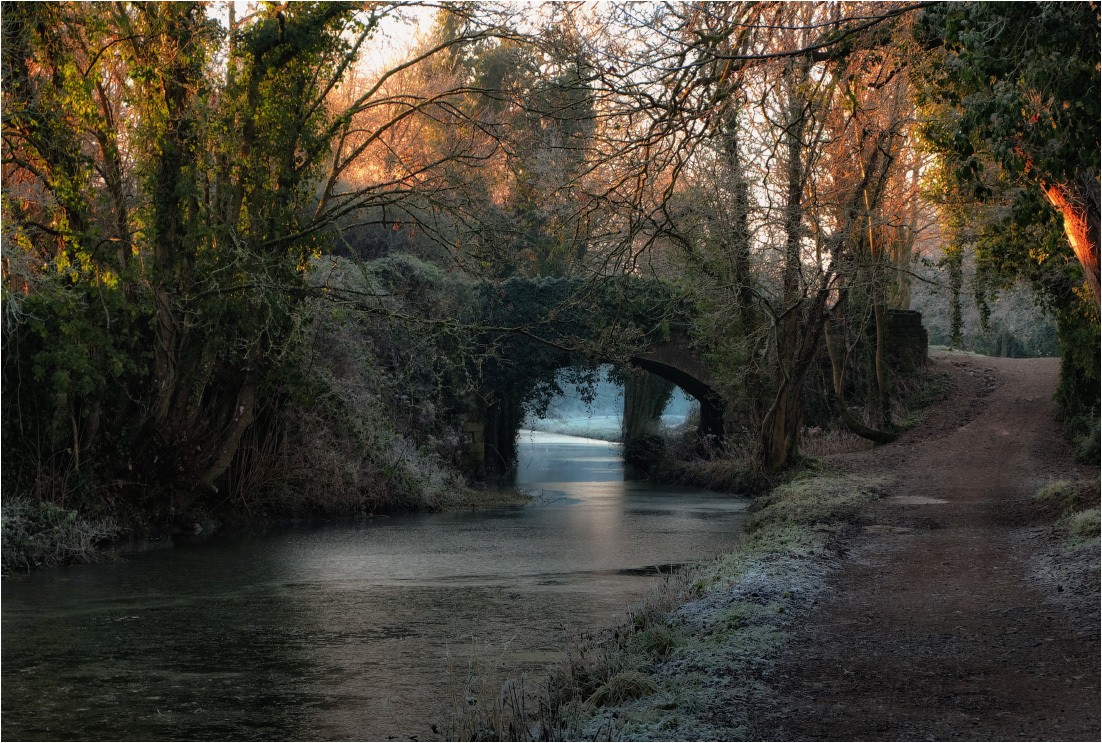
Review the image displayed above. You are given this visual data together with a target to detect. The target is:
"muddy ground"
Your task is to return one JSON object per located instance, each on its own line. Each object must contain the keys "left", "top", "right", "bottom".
{"left": 749, "top": 353, "right": 1100, "bottom": 741}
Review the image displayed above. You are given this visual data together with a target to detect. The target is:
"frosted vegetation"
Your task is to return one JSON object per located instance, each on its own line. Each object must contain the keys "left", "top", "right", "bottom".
{"left": 454, "top": 472, "right": 887, "bottom": 740}
{"left": 522, "top": 367, "right": 697, "bottom": 443}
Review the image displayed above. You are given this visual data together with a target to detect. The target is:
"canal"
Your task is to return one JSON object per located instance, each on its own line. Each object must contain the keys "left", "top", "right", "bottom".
{"left": 1, "top": 431, "right": 748, "bottom": 740}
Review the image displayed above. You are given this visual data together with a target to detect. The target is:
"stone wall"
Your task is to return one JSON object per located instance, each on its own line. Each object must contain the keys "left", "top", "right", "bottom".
{"left": 886, "top": 309, "right": 929, "bottom": 372}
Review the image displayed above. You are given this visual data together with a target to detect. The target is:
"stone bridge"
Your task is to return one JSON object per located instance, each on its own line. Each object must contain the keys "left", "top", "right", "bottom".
{"left": 459, "top": 277, "right": 929, "bottom": 476}
{"left": 629, "top": 324, "right": 726, "bottom": 440}
{"left": 461, "top": 313, "right": 928, "bottom": 477}
{"left": 462, "top": 323, "right": 728, "bottom": 477}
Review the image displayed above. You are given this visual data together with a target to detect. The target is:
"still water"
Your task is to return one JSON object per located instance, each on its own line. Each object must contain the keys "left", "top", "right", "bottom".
{"left": 2, "top": 432, "right": 748, "bottom": 741}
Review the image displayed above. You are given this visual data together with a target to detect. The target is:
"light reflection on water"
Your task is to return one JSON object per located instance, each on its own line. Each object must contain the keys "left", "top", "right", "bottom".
{"left": 2, "top": 431, "right": 748, "bottom": 741}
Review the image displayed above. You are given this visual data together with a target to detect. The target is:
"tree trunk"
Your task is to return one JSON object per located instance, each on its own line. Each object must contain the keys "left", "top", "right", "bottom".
{"left": 719, "top": 110, "right": 764, "bottom": 431}
{"left": 754, "top": 59, "right": 811, "bottom": 476}
{"left": 150, "top": 286, "right": 179, "bottom": 424}
{"left": 1042, "top": 178, "right": 1101, "bottom": 307}
{"left": 757, "top": 379, "right": 803, "bottom": 474}
{"left": 197, "top": 371, "right": 258, "bottom": 492}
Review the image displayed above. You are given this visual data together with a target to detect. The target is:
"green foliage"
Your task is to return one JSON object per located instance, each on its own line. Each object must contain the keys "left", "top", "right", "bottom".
{"left": 1052, "top": 298, "right": 1101, "bottom": 461}
{"left": 915, "top": 2, "right": 1100, "bottom": 192}
{"left": 1, "top": 3, "right": 388, "bottom": 512}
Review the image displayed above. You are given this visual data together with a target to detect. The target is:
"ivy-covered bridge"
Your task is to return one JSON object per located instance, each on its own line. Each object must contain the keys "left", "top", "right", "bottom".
{"left": 465, "top": 276, "right": 728, "bottom": 476}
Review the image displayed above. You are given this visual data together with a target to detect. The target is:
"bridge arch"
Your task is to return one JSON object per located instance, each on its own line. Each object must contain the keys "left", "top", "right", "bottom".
{"left": 468, "top": 276, "right": 730, "bottom": 478}
{"left": 628, "top": 323, "right": 725, "bottom": 441}
{"left": 470, "top": 344, "right": 725, "bottom": 478}
{"left": 628, "top": 356, "right": 725, "bottom": 441}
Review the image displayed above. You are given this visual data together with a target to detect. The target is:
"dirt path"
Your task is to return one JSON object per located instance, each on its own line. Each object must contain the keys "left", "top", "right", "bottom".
{"left": 752, "top": 353, "right": 1100, "bottom": 741}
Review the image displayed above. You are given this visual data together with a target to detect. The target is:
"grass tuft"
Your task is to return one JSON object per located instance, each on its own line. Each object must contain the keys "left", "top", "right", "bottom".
{"left": 585, "top": 671, "right": 659, "bottom": 707}
{"left": 1034, "top": 479, "right": 1101, "bottom": 550}
{"left": 746, "top": 474, "right": 884, "bottom": 534}
{"left": 1064, "top": 508, "right": 1101, "bottom": 545}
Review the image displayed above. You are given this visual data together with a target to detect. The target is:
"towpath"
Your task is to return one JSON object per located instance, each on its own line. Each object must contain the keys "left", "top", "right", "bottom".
{"left": 752, "top": 353, "right": 1100, "bottom": 740}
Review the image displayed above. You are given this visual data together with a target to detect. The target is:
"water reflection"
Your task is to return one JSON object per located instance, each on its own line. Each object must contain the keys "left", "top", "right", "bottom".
{"left": 2, "top": 431, "right": 748, "bottom": 741}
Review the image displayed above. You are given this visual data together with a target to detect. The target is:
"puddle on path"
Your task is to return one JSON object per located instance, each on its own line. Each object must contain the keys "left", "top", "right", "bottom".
{"left": 883, "top": 495, "right": 948, "bottom": 506}
{"left": 864, "top": 524, "right": 915, "bottom": 535}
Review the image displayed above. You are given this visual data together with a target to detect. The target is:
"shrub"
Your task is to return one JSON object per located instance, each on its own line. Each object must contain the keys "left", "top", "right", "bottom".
{"left": 1, "top": 497, "right": 119, "bottom": 574}
{"left": 223, "top": 255, "right": 479, "bottom": 518}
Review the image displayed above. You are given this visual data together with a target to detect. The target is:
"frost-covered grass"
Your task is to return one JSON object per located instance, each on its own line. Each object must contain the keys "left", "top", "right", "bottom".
{"left": 928, "top": 344, "right": 984, "bottom": 357}
{"left": 526, "top": 415, "right": 624, "bottom": 442}
{"left": 1064, "top": 508, "right": 1101, "bottom": 546}
{"left": 1, "top": 497, "right": 120, "bottom": 575}
{"left": 451, "top": 471, "right": 885, "bottom": 741}
{"left": 1034, "top": 479, "right": 1101, "bottom": 550}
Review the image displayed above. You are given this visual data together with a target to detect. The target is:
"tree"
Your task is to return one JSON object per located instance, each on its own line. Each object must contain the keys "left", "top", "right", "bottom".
{"left": 601, "top": 2, "right": 919, "bottom": 474}
{"left": 914, "top": 2, "right": 1101, "bottom": 306}
{"left": 1, "top": 1, "right": 510, "bottom": 508}
{"left": 913, "top": 2, "right": 1100, "bottom": 458}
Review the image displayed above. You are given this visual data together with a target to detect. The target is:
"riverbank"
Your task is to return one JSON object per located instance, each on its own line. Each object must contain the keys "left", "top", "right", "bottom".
{"left": 454, "top": 352, "right": 1100, "bottom": 741}
{"left": 0, "top": 480, "right": 530, "bottom": 576}
{"left": 451, "top": 466, "right": 888, "bottom": 740}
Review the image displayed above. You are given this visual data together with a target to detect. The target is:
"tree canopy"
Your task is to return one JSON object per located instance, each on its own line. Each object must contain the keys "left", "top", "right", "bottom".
{"left": 2, "top": 1, "right": 1097, "bottom": 519}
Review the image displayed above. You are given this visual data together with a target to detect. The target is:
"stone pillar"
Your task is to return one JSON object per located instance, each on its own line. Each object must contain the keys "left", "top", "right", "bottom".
{"left": 886, "top": 309, "right": 929, "bottom": 372}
